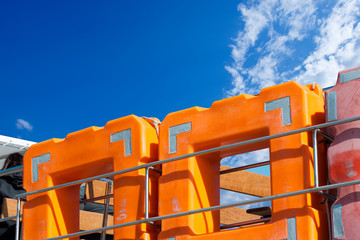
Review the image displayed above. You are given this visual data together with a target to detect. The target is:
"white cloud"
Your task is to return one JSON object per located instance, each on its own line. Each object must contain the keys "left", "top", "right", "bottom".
{"left": 221, "top": 149, "right": 269, "bottom": 167}
{"left": 229, "top": 0, "right": 277, "bottom": 68}
{"left": 293, "top": 0, "right": 360, "bottom": 87}
{"left": 223, "top": 0, "right": 360, "bottom": 210}
{"left": 16, "top": 119, "right": 33, "bottom": 131}
{"left": 225, "top": 0, "right": 360, "bottom": 96}
{"left": 224, "top": 66, "right": 246, "bottom": 96}
{"left": 246, "top": 55, "right": 278, "bottom": 94}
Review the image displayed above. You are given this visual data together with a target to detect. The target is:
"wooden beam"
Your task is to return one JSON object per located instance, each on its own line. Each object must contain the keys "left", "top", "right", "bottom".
{"left": 220, "top": 207, "right": 260, "bottom": 225}
{"left": 1, "top": 197, "right": 24, "bottom": 218}
{"left": 2, "top": 198, "right": 113, "bottom": 234}
{"left": 220, "top": 165, "right": 271, "bottom": 197}
{"left": 80, "top": 209, "right": 113, "bottom": 234}
{"left": 86, "top": 180, "right": 113, "bottom": 205}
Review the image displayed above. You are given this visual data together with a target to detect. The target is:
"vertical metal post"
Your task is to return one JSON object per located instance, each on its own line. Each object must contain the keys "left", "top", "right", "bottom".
{"left": 145, "top": 167, "right": 149, "bottom": 219}
{"left": 313, "top": 129, "right": 319, "bottom": 188}
{"left": 15, "top": 197, "right": 21, "bottom": 240}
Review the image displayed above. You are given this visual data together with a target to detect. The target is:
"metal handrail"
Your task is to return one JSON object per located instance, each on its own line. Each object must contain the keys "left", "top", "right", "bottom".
{"left": 220, "top": 161, "right": 270, "bottom": 174}
{"left": 220, "top": 217, "right": 271, "bottom": 229}
{"left": 0, "top": 166, "right": 22, "bottom": 178}
{"left": 14, "top": 115, "right": 360, "bottom": 240}
{"left": 80, "top": 194, "right": 114, "bottom": 204}
{"left": 0, "top": 214, "right": 22, "bottom": 223}
{"left": 15, "top": 115, "right": 360, "bottom": 200}
{"left": 46, "top": 178, "right": 360, "bottom": 240}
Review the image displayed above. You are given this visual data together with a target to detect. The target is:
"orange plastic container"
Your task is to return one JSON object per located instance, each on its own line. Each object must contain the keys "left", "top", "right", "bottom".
{"left": 158, "top": 82, "right": 328, "bottom": 239}
{"left": 325, "top": 67, "right": 360, "bottom": 240}
{"left": 23, "top": 115, "right": 159, "bottom": 240}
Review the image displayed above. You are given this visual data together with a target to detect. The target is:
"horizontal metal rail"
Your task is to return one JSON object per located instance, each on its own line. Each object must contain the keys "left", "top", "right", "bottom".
{"left": 0, "top": 214, "right": 22, "bottom": 223}
{"left": 80, "top": 194, "right": 113, "bottom": 204}
{"left": 45, "top": 178, "right": 360, "bottom": 240}
{"left": 15, "top": 115, "right": 360, "bottom": 200}
{"left": 220, "top": 217, "right": 271, "bottom": 229}
{"left": 220, "top": 161, "right": 270, "bottom": 175}
{"left": 15, "top": 115, "right": 360, "bottom": 239}
{"left": 0, "top": 166, "right": 22, "bottom": 178}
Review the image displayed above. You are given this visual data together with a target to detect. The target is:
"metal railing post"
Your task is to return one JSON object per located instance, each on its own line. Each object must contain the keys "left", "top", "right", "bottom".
{"left": 15, "top": 197, "right": 21, "bottom": 240}
{"left": 145, "top": 167, "right": 150, "bottom": 220}
{"left": 313, "top": 129, "right": 319, "bottom": 188}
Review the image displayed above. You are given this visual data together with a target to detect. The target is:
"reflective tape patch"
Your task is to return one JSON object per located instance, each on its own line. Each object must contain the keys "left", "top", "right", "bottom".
{"left": 169, "top": 122, "right": 192, "bottom": 154}
{"left": 340, "top": 68, "right": 360, "bottom": 83}
{"left": 110, "top": 129, "right": 132, "bottom": 156}
{"left": 327, "top": 91, "right": 337, "bottom": 121}
{"left": 265, "top": 96, "right": 291, "bottom": 126}
{"left": 32, "top": 153, "right": 50, "bottom": 182}
{"left": 333, "top": 204, "right": 344, "bottom": 238}
{"left": 287, "top": 218, "right": 297, "bottom": 240}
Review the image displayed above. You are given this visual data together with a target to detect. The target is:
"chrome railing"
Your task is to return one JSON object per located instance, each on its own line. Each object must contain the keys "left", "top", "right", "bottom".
{"left": 12, "top": 115, "right": 360, "bottom": 240}
{"left": 0, "top": 166, "right": 23, "bottom": 177}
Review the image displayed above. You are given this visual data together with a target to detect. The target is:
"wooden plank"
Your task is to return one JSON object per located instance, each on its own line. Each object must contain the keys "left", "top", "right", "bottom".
{"left": 79, "top": 209, "right": 113, "bottom": 234}
{"left": 220, "top": 207, "right": 260, "bottom": 225}
{"left": 1, "top": 197, "right": 24, "bottom": 218}
{"left": 2, "top": 198, "right": 113, "bottom": 234}
{"left": 220, "top": 165, "right": 271, "bottom": 197}
{"left": 85, "top": 180, "right": 113, "bottom": 205}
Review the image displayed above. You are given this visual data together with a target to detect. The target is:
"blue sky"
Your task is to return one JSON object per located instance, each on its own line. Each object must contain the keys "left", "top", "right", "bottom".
{"left": 2, "top": 0, "right": 360, "bottom": 143}
{"left": 1, "top": 1, "right": 239, "bottom": 141}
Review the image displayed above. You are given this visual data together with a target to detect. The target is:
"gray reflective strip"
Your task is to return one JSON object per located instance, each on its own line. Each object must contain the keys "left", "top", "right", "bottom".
{"left": 287, "top": 218, "right": 297, "bottom": 240}
{"left": 327, "top": 91, "right": 337, "bottom": 121}
{"left": 169, "top": 122, "right": 192, "bottom": 154}
{"left": 340, "top": 68, "right": 360, "bottom": 83}
{"left": 168, "top": 238, "right": 176, "bottom": 240}
{"left": 265, "top": 96, "right": 291, "bottom": 126}
{"left": 32, "top": 153, "right": 50, "bottom": 182}
{"left": 333, "top": 204, "right": 344, "bottom": 238}
{"left": 110, "top": 129, "right": 132, "bottom": 156}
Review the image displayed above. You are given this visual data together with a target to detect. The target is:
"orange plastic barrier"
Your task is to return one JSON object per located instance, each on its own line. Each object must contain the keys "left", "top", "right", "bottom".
{"left": 23, "top": 115, "right": 159, "bottom": 240}
{"left": 158, "top": 82, "right": 328, "bottom": 239}
{"left": 325, "top": 66, "right": 360, "bottom": 240}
